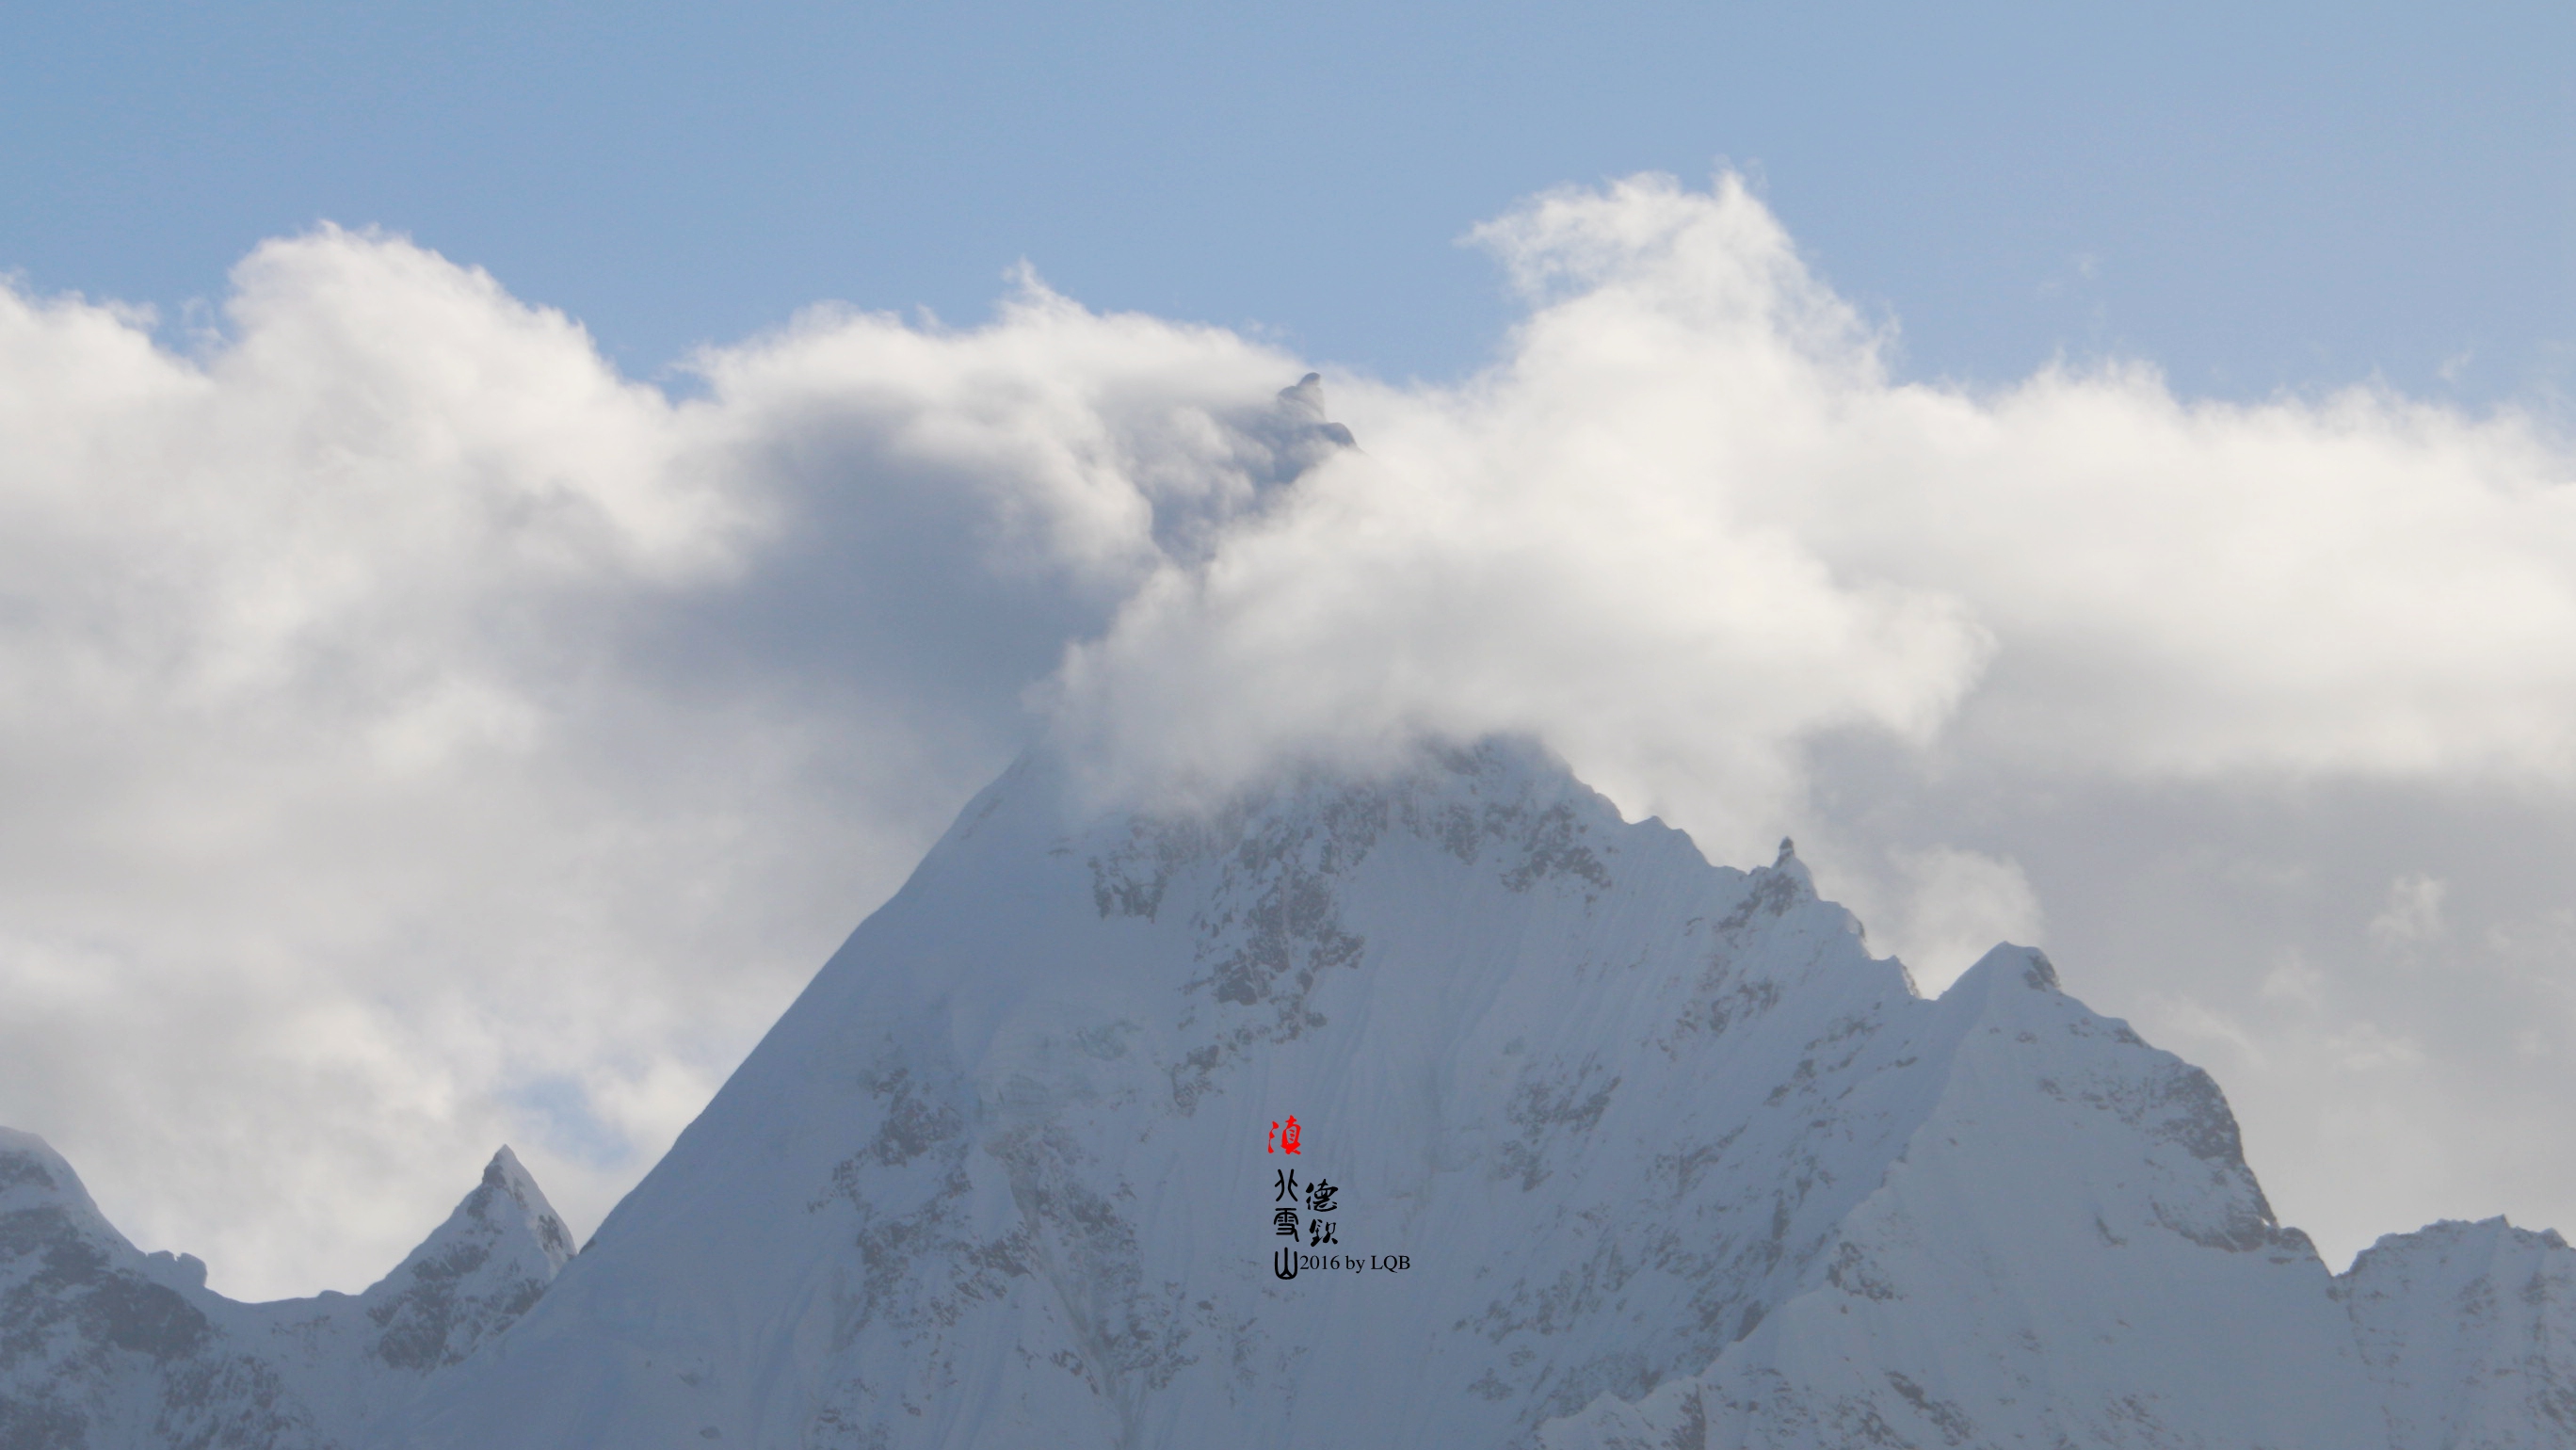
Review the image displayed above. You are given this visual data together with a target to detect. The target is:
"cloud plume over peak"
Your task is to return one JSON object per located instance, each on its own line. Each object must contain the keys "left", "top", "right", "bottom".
{"left": 1049, "top": 177, "right": 1994, "bottom": 842}
{"left": 3, "top": 173, "right": 2574, "bottom": 1297}
{"left": 1056, "top": 170, "right": 2576, "bottom": 846}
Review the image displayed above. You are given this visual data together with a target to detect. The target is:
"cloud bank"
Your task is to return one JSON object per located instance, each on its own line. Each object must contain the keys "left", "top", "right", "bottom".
{"left": 3, "top": 176, "right": 2571, "bottom": 1297}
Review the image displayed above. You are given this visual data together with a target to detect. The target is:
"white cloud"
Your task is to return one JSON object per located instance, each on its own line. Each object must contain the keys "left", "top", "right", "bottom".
{"left": 0, "top": 232, "right": 1315, "bottom": 1297}
{"left": 2368, "top": 874, "right": 2448, "bottom": 947}
{"left": 2259, "top": 951, "right": 2326, "bottom": 1007}
{"left": 5, "top": 174, "right": 2576, "bottom": 1294}
{"left": 1873, "top": 846, "right": 2046, "bottom": 995}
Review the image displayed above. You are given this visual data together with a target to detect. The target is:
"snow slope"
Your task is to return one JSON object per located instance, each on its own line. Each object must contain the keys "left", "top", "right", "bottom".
{"left": 0, "top": 1131, "right": 571, "bottom": 1448}
{"left": 2340, "top": 1217, "right": 2576, "bottom": 1450}
{"left": 10, "top": 739, "right": 2572, "bottom": 1447}
{"left": 378, "top": 739, "right": 2575, "bottom": 1448}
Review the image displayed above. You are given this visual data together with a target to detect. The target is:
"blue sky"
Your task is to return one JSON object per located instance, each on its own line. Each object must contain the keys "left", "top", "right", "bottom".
{"left": 8, "top": 1, "right": 2568, "bottom": 400}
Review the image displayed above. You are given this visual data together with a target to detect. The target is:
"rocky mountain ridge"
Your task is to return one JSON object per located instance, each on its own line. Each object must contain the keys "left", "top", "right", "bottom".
{"left": 6, "top": 740, "right": 2571, "bottom": 1447}
{"left": 1, "top": 1130, "right": 570, "bottom": 1448}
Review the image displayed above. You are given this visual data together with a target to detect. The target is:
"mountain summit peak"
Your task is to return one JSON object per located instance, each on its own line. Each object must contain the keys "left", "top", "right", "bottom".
{"left": 9, "top": 745, "right": 2569, "bottom": 1448}
{"left": 362, "top": 740, "right": 2566, "bottom": 1450}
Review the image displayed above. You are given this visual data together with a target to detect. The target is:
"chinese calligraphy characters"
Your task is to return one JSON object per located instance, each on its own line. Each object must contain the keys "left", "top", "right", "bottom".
{"left": 1260, "top": 1117, "right": 1402, "bottom": 1278}
{"left": 1272, "top": 1169, "right": 1340, "bottom": 1246}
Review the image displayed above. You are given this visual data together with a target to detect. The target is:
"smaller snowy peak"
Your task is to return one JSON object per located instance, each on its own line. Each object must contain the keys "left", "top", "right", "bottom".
{"left": 0, "top": 1130, "right": 218, "bottom": 1362}
{"left": 1939, "top": 941, "right": 2063, "bottom": 998}
{"left": 347, "top": 1146, "right": 575, "bottom": 1373}
{"left": 0, "top": 1128, "right": 289, "bottom": 1449}
{"left": 0, "top": 1127, "right": 106, "bottom": 1220}
{"left": 475, "top": 1147, "right": 576, "bottom": 1277}
{"left": 1544, "top": 936, "right": 2364, "bottom": 1450}
{"left": 2340, "top": 1216, "right": 2576, "bottom": 1449}
{"left": 0, "top": 1127, "right": 87, "bottom": 1223}
{"left": 0, "top": 1131, "right": 576, "bottom": 1448}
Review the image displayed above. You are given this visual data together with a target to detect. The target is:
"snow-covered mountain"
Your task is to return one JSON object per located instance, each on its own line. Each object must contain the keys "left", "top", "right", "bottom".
{"left": 8, "top": 740, "right": 2573, "bottom": 1447}
{"left": 2339, "top": 1217, "right": 2576, "bottom": 1450}
{"left": 0, "top": 1130, "right": 570, "bottom": 1448}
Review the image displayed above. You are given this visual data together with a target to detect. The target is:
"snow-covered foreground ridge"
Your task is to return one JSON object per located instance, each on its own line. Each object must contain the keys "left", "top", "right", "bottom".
{"left": 8, "top": 741, "right": 2574, "bottom": 1448}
